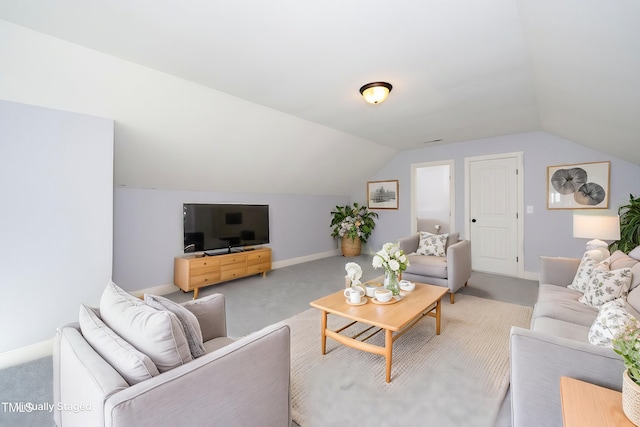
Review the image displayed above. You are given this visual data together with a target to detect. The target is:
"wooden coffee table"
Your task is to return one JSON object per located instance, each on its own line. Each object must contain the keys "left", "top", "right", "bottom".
{"left": 309, "top": 282, "right": 448, "bottom": 383}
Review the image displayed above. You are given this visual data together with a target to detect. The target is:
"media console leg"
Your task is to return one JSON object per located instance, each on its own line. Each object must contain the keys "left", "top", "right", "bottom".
{"left": 193, "top": 288, "right": 199, "bottom": 300}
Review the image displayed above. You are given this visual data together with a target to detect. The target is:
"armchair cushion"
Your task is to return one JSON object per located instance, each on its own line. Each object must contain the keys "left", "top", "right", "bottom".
{"left": 99, "top": 282, "right": 192, "bottom": 372}
{"left": 405, "top": 254, "right": 447, "bottom": 279}
{"left": 182, "top": 293, "right": 227, "bottom": 341}
{"left": 416, "top": 232, "right": 447, "bottom": 256}
{"left": 144, "top": 294, "right": 206, "bottom": 358}
{"left": 78, "top": 304, "right": 159, "bottom": 385}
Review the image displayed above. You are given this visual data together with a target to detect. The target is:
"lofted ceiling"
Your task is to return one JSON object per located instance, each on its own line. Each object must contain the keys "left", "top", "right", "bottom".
{"left": 0, "top": 0, "right": 638, "bottom": 167}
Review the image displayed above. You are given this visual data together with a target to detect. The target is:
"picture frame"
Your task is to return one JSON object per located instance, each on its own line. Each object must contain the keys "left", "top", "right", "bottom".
{"left": 367, "top": 180, "right": 399, "bottom": 210}
{"left": 547, "top": 161, "right": 610, "bottom": 209}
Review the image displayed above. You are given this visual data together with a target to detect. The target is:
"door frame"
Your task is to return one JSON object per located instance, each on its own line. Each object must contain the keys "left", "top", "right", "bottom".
{"left": 410, "top": 159, "right": 455, "bottom": 234}
{"left": 464, "top": 152, "right": 524, "bottom": 278}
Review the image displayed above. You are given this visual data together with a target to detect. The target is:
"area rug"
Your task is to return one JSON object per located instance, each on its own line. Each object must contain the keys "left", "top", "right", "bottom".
{"left": 278, "top": 294, "right": 532, "bottom": 427}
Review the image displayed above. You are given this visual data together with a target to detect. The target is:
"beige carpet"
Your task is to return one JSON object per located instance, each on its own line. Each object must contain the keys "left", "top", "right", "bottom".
{"left": 279, "top": 294, "right": 533, "bottom": 427}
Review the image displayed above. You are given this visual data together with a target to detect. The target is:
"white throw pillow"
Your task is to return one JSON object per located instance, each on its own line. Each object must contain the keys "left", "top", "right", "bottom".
{"left": 629, "top": 246, "right": 640, "bottom": 261}
{"left": 99, "top": 282, "right": 192, "bottom": 372}
{"left": 568, "top": 253, "right": 601, "bottom": 292}
{"left": 79, "top": 304, "right": 159, "bottom": 385}
{"left": 416, "top": 232, "right": 448, "bottom": 257}
{"left": 144, "top": 294, "right": 206, "bottom": 358}
{"left": 589, "top": 299, "right": 637, "bottom": 347}
{"left": 579, "top": 267, "right": 633, "bottom": 308}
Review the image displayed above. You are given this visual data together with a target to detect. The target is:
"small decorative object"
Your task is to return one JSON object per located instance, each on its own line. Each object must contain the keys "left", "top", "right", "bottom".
{"left": 330, "top": 203, "right": 378, "bottom": 257}
{"left": 345, "top": 262, "right": 363, "bottom": 289}
{"left": 612, "top": 320, "right": 640, "bottom": 425}
{"left": 372, "top": 242, "right": 409, "bottom": 296}
{"left": 547, "top": 161, "right": 610, "bottom": 209}
{"left": 367, "top": 180, "right": 399, "bottom": 210}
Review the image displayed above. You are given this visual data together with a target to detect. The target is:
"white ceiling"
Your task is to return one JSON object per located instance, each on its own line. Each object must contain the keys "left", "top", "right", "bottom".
{"left": 1, "top": 0, "right": 638, "bottom": 164}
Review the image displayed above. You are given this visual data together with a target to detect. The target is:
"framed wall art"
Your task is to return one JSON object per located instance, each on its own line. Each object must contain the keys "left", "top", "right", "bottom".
{"left": 547, "top": 161, "right": 610, "bottom": 209}
{"left": 367, "top": 180, "right": 399, "bottom": 210}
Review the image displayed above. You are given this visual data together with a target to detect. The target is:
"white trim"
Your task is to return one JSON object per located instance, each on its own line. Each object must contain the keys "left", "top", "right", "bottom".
{"left": 0, "top": 339, "right": 53, "bottom": 369}
{"left": 410, "top": 159, "right": 455, "bottom": 234}
{"left": 464, "top": 151, "right": 525, "bottom": 278}
{"left": 272, "top": 249, "right": 340, "bottom": 269}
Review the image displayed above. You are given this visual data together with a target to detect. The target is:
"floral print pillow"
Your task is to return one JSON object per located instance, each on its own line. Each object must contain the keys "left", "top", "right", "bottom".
{"left": 588, "top": 298, "right": 637, "bottom": 347}
{"left": 416, "top": 232, "right": 448, "bottom": 257}
{"left": 579, "top": 267, "right": 633, "bottom": 308}
{"left": 568, "top": 253, "right": 606, "bottom": 292}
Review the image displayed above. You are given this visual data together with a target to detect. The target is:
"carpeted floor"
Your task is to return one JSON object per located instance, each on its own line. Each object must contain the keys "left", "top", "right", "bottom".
{"left": 0, "top": 254, "right": 538, "bottom": 426}
{"left": 282, "top": 295, "right": 533, "bottom": 427}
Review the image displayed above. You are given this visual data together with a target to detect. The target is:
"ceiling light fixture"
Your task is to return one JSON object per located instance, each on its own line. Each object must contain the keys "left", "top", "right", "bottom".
{"left": 359, "top": 82, "right": 393, "bottom": 104}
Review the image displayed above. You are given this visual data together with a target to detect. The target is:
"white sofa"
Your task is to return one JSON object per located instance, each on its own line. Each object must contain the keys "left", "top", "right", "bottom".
{"left": 510, "top": 250, "right": 640, "bottom": 427}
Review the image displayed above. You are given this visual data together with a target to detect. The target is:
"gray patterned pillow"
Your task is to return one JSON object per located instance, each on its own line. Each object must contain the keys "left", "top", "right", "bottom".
{"left": 416, "top": 232, "right": 448, "bottom": 256}
{"left": 568, "top": 253, "right": 602, "bottom": 292}
{"left": 579, "top": 267, "right": 633, "bottom": 308}
{"left": 145, "top": 294, "right": 206, "bottom": 358}
{"left": 589, "top": 299, "right": 636, "bottom": 347}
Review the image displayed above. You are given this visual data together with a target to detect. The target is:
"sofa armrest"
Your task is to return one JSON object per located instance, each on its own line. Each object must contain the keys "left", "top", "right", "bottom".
{"left": 182, "top": 293, "right": 227, "bottom": 341}
{"left": 398, "top": 233, "right": 419, "bottom": 254}
{"left": 510, "top": 326, "right": 624, "bottom": 427}
{"left": 446, "top": 240, "right": 472, "bottom": 293}
{"left": 539, "top": 256, "right": 581, "bottom": 287}
{"left": 104, "top": 323, "right": 291, "bottom": 427}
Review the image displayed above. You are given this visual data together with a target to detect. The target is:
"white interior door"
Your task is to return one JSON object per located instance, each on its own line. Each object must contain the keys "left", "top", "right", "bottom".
{"left": 466, "top": 154, "right": 522, "bottom": 276}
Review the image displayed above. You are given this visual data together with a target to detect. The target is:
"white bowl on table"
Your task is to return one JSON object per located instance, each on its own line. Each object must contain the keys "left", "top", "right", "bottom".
{"left": 399, "top": 280, "right": 415, "bottom": 292}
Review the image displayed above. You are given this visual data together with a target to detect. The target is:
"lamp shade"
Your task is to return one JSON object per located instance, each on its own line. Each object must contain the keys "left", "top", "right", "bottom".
{"left": 359, "top": 82, "right": 392, "bottom": 104}
{"left": 573, "top": 215, "right": 621, "bottom": 240}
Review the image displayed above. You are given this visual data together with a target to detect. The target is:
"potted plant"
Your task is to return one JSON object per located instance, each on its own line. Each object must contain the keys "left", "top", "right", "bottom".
{"left": 609, "top": 194, "right": 640, "bottom": 253}
{"left": 613, "top": 320, "right": 640, "bottom": 424}
{"left": 330, "top": 202, "right": 378, "bottom": 256}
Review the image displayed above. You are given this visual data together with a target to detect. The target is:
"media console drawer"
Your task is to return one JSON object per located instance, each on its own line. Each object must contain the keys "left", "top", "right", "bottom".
{"left": 174, "top": 247, "right": 272, "bottom": 299}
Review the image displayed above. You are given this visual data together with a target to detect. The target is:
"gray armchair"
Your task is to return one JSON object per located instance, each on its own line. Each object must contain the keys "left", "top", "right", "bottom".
{"left": 398, "top": 232, "right": 472, "bottom": 303}
{"left": 53, "top": 293, "right": 291, "bottom": 427}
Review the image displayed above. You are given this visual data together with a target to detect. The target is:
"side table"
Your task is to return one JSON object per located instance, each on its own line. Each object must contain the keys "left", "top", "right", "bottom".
{"left": 560, "top": 376, "right": 635, "bottom": 427}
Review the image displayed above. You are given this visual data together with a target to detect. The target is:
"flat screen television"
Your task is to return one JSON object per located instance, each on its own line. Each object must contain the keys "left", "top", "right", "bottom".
{"left": 183, "top": 203, "right": 270, "bottom": 254}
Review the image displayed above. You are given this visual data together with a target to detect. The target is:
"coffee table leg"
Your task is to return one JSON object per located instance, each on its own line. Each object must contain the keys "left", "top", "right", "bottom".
{"left": 321, "top": 310, "right": 327, "bottom": 355}
{"left": 435, "top": 299, "right": 442, "bottom": 335}
{"left": 385, "top": 328, "right": 393, "bottom": 383}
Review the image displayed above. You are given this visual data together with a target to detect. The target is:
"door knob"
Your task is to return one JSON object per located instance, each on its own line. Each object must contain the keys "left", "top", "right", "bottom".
{"left": 471, "top": 219, "right": 477, "bottom": 223}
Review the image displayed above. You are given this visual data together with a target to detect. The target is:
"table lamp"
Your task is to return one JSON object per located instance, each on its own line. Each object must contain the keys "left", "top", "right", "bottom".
{"left": 573, "top": 214, "right": 621, "bottom": 258}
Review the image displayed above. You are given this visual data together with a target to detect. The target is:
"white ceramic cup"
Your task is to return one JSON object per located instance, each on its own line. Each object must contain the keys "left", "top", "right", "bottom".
{"left": 344, "top": 287, "right": 363, "bottom": 303}
{"left": 365, "top": 284, "right": 378, "bottom": 297}
{"left": 375, "top": 289, "right": 393, "bottom": 302}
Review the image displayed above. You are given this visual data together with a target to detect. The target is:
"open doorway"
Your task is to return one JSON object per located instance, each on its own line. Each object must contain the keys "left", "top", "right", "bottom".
{"left": 410, "top": 160, "right": 454, "bottom": 234}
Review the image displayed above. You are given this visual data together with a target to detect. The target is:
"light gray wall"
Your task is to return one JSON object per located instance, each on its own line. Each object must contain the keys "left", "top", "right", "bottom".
{"left": 113, "top": 188, "right": 348, "bottom": 291}
{"left": 0, "top": 100, "right": 113, "bottom": 352}
{"left": 359, "top": 131, "right": 640, "bottom": 274}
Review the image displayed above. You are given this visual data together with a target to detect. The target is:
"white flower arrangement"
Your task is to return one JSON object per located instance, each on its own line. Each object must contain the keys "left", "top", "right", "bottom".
{"left": 372, "top": 242, "right": 409, "bottom": 274}
{"left": 345, "top": 262, "right": 363, "bottom": 287}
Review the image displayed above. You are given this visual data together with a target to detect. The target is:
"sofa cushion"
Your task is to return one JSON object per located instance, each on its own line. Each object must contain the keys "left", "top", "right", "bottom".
{"left": 78, "top": 304, "right": 159, "bottom": 385}
{"left": 445, "top": 233, "right": 459, "bottom": 251}
{"left": 579, "top": 267, "right": 633, "bottom": 308}
{"left": 405, "top": 254, "right": 447, "bottom": 278}
{"left": 99, "top": 282, "right": 192, "bottom": 372}
{"left": 588, "top": 298, "right": 636, "bottom": 347}
{"left": 531, "top": 317, "right": 591, "bottom": 344}
{"left": 416, "top": 232, "right": 447, "bottom": 257}
{"left": 534, "top": 285, "right": 598, "bottom": 327}
{"left": 608, "top": 250, "right": 639, "bottom": 270}
{"left": 629, "top": 246, "right": 640, "bottom": 261}
{"left": 568, "top": 253, "right": 601, "bottom": 292}
{"left": 144, "top": 294, "right": 206, "bottom": 358}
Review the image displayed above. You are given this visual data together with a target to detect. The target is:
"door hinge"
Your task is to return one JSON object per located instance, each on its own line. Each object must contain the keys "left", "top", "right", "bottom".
{"left": 516, "top": 256, "right": 519, "bottom": 262}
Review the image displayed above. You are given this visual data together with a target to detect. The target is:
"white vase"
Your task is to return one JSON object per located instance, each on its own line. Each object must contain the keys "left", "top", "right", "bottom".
{"left": 623, "top": 369, "right": 640, "bottom": 426}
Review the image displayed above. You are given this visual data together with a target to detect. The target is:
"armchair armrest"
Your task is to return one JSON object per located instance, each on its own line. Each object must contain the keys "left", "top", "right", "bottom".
{"left": 398, "top": 233, "right": 419, "bottom": 254}
{"left": 539, "top": 256, "right": 581, "bottom": 287}
{"left": 510, "top": 326, "right": 624, "bottom": 427}
{"left": 105, "top": 323, "right": 291, "bottom": 427}
{"left": 446, "top": 240, "right": 472, "bottom": 293}
{"left": 182, "top": 293, "right": 226, "bottom": 341}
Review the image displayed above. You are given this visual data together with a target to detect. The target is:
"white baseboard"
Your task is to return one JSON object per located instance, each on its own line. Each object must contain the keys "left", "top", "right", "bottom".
{"left": 0, "top": 338, "right": 53, "bottom": 369}
{"left": 272, "top": 249, "right": 340, "bottom": 269}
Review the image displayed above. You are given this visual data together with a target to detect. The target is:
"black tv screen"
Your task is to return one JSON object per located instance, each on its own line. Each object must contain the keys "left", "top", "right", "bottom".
{"left": 183, "top": 204, "right": 270, "bottom": 253}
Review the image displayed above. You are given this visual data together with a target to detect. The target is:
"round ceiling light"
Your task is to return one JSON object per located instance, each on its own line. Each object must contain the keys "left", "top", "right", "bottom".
{"left": 359, "top": 82, "right": 393, "bottom": 104}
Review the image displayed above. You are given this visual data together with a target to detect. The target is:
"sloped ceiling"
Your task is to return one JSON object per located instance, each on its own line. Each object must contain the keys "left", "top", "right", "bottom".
{"left": 0, "top": 0, "right": 638, "bottom": 191}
